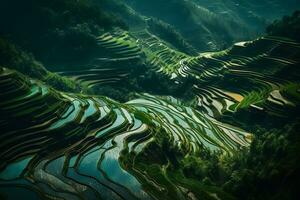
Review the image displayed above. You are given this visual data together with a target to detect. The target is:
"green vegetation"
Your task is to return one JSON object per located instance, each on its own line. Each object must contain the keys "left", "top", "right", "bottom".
{"left": 124, "top": 0, "right": 300, "bottom": 51}
{"left": 147, "top": 18, "right": 197, "bottom": 55}
{"left": 0, "top": 68, "right": 250, "bottom": 199}
{"left": 0, "top": 37, "right": 83, "bottom": 92}
{"left": 222, "top": 122, "right": 300, "bottom": 200}
{"left": 238, "top": 88, "right": 272, "bottom": 109}
{"left": 124, "top": 0, "right": 255, "bottom": 51}
{"left": 281, "top": 83, "right": 300, "bottom": 102}
{"left": 0, "top": 0, "right": 127, "bottom": 67}
{"left": 1, "top": 2, "right": 300, "bottom": 200}
{"left": 267, "top": 10, "right": 300, "bottom": 41}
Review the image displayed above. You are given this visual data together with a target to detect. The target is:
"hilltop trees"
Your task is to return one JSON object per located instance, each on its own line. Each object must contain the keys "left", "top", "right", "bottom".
{"left": 0, "top": 37, "right": 82, "bottom": 92}
{"left": 267, "top": 10, "right": 300, "bottom": 41}
{"left": 223, "top": 122, "right": 300, "bottom": 200}
{"left": 147, "top": 18, "right": 197, "bottom": 55}
{"left": 0, "top": 0, "right": 127, "bottom": 67}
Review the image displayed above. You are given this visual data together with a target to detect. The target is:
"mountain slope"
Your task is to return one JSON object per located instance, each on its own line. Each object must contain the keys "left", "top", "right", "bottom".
{"left": 123, "top": 0, "right": 300, "bottom": 51}
{"left": 1, "top": 2, "right": 300, "bottom": 200}
{"left": 0, "top": 67, "right": 250, "bottom": 199}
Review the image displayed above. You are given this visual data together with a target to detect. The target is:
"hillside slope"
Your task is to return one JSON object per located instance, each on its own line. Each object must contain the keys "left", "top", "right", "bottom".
{"left": 0, "top": 2, "right": 300, "bottom": 200}
{"left": 0, "top": 67, "right": 250, "bottom": 199}
{"left": 123, "top": 0, "right": 300, "bottom": 51}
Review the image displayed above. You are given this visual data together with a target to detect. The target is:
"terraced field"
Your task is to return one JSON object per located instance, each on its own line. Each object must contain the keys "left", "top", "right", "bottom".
{"left": 97, "top": 31, "right": 143, "bottom": 59}
{"left": 58, "top": 29, "right": 300, "bottom": 117}
{"left": 76, "top": 29, "right": 300, "bottom": 119}
{"left": 0, "top": 67, "right": 251, "bottom": 199}
{"left": 58, "top": 29, "right": 190, "bottom": 86}
{"left": 58, "top": 31, "right": 144, "bottom": 88}
{"left": 1, "top": 21, "right": 300, "bottom": 200}
{"left": 175, "top": 36, "right": 300, "bottom": 118}
{"left": 58, "top": 28, "right": 300, "bottom": 120}
{"left": 131, "top": 29, "right": 189, "bottom": 77}
{"left": 58, "top": 57, "right": 141, "bottom": 89}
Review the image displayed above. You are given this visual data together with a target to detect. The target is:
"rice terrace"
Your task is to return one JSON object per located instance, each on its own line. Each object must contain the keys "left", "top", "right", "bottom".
{"left": 0, "top": 0, "right": 300, "bottom": 200}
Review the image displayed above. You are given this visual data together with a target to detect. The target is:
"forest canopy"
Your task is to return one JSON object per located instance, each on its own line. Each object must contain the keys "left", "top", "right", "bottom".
{"left": 0, "top": 0, "right": 127, "bottom": 66}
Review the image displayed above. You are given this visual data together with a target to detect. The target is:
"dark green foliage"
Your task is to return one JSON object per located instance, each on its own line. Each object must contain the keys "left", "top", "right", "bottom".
{"left": 124, "top": 0, "right": 262, "bottom": 50}
{"left": 95, "top": 0, "right": 145, "bottom": 27}
{"left": 133, "top": 66, "right": 195, "bottom": 100}
{"left": 182, "top": 154, "right": 223, "bottom": 183}
{"left": 0, "top": 37, "right": 82, "bottom": 92}
{"left": 147, "top": 18, "right": 198, "bottom": 55}
{"left": 281, "top": 83, "right": 300, "bottom": 103}
{"left": 0, "top": 37, "right": 47, "bottom": 79}
{"left": 223, "top": 122, "right": 300, "bottom": 200}
{"left": 1, "top": 1, "right": 300, "bottom": 199}
{"left": 0, "top": 0, "right": 127, "bottom": 67}
{"left": 267, "top": 10, "right": 300, "bottom": 41}
{"left": 93, "top": 85, "right": 133, "bottom": 102}
{"left": 91, "top": 60, "right": 196, "bottom": 102}
{"left": 42, "top": 23, "right": 99, "bottom": 67}
{"left": 159, "top": 119, "right": 300, "bottom": 200}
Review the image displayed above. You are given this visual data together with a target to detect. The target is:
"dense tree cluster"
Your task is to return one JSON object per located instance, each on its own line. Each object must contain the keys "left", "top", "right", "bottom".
{"left": 267, "top": 10, "right": 300, "bottom": 41}
{"left": 0, "top": 37, "right": 47, "bottom": 79}
{"left": 222, "top": 122, "right": 300, "bottom": 200}
{"left": 147, "top": 18, "right": 197, "bottom": 55}
{"left": 0, "top": 0, "right": 127, "bottom": 67}
{"left": 0, "top": 37, "right": 82, "bottom": 92}
{"left": 157, "top": 118, "right": 300, "bottom": 200}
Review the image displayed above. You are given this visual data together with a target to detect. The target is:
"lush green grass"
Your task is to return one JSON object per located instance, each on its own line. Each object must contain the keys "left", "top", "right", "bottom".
{"left": 237, "top": 88, "right": 272, "bottom": 109}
